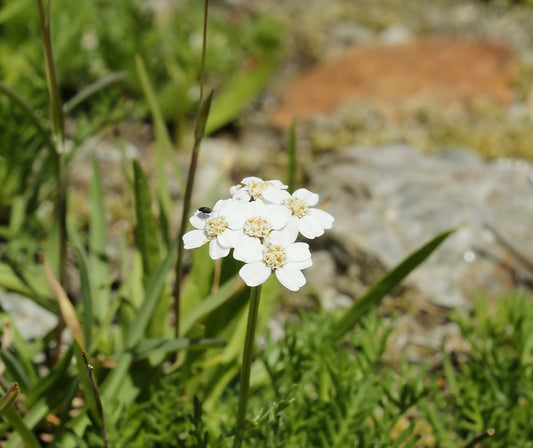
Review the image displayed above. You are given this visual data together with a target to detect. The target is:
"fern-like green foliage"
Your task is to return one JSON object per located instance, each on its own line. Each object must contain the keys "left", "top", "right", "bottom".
{"left": 96, "top": 294, "right": 533, "bottom": 447}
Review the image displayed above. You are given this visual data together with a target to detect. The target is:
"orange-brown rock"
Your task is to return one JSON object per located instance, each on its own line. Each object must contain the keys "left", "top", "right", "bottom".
{"left": 273, "top": 39, "right": 517, "bottom": 127}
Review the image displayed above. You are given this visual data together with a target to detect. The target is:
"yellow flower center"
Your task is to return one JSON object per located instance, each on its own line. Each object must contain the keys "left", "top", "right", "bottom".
{"left": 248, "top": 181, "right": 269, "bottom": 199}
{"left": 284, "top": 197, "right": 308, "bottom": 218}
{"left": 263, "top": 245, "right": 287, "bottom": 269}
{"left": 205, "top": 216, "right": 228, "bottom": 239}
{"left": 243, "top": 216, "right": 271, "bottom": 239}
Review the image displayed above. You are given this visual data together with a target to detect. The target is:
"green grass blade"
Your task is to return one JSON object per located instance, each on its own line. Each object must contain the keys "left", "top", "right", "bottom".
{"left": 100, "top": 238, "right": 178, "bottom": 399}
{"left": 0, "top": 317, "right": 38, "bottom": 386}
{"left": 0, "top": 351, "right": 33, "bottom": 392}
{"left": 63, "top": 71, "right": 128, "bottom": 114}
{"left": 126, "top": 236, "right": 178, "bottom": 348}
{"left": 4, "top": 348, "right": 75, "bottom": 447}
{"left": 2, "top": 408, "right": 41, "bottom": 448}
{"left": 0, "top": 81, "right": 53, "bottom": 151}
{"left": 332, "top": 229, "right": 455, "bottom": 340}
{"left": 25, "top": 346, "right": 74, "bottom": 408}
{"left": 74, "top": 247, "right": 93, "bottom": 351}
{"left": 132, "top": 337, "right": 226, "bottom": 360}
{"left": 0, "top": 263, "right": 54, "bottom": 312}
{"left": 135, "top": 53, "right": 177, "bottom": 218}
{"left": 205, "top": 60, "right": 276, "bottom": 134}
{"left": 73, "top": 340, "right": 99, "bottom": 423}
{"left": 36, "top": 0, "right": 64, "bottom": 142}
{"left": 195, "top": 89, "right": 213, "bottom": 143}
{"left": 133, "top": 160, "right": 161, "bottom": 285}
{"left": 89, "top": 158, "right": 109, "bottom": 323}
{"left": 0, "top": 383, "right": 19, "bottom": 414}
{"left": 133, "top": 160, "right": 168, "bottom": 337}
{"left": 181, "top": 275, "right": 243, "bottom": 335}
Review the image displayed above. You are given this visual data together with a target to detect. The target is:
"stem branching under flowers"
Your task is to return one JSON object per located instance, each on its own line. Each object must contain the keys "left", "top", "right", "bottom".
{"left": 172, "top": 0, "right": 210, "bottom": 339}
{"left": 233, "top": 285, "right": 262, "bottom": 448}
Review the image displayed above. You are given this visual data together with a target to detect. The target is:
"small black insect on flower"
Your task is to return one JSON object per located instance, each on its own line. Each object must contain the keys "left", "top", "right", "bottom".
{"left": 197, "top": 206, "right": 213, "bottom": 217}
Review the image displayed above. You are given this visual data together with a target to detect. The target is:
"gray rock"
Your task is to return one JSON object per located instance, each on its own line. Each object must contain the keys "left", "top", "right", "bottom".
{"left": 380, "top": 24, "right": 413, "bottom": 45}
{"left": 309, "top": 144, "right": 533, "bottom": 308}
{"left": 0, "top": 289, "right": 58, "bottom": 341}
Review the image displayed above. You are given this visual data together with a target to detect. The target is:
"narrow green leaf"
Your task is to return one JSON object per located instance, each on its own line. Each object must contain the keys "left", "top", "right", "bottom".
{"left": 73, "top": 341, "right": 99, "bottom": 423}
{"left": 37, "top": 0, "right": 64, "bottom": 142}
{"left": 4, "top": 349, "right": 76, "bottom": 448}
{"left": 126, "top": 236, "right": 177, "bottom": 348}
{"left": 194, "top": 90, "right": 213, "bottom": 143}
{"left": 0, "top": 81, "right": 54, "bottom": 151}
{"left": 133, "top": 160, "right": 168, "bottom": 338}
{"left": 132, "top": 337, "right": 226, "bottom": 360}
{"left": 42, "top": 255, "right": 85, "bottom": 348}
{"left": 0, "top": 351, "right": 32, "bottom": 392}
{"left": 181, "top": 275, "right": 243, "bottom": 335}
{"left": 0, "top": 263, "right": 54, "bottom": 312}
{"left": 0, "top": 317, "right": 38, "bottom": 386}
{"left": 90, "top": 158, "right": 109, "bottom": 323}
{"left": 5, "top": 381, "right": 77, "bottom": 448}
{"left": 25, "top": 346, "right": 74, "bottom": 408}
{"left": 205, "top": 60, "right": 277, "bottom": 134}
{"left": 74, "top": 247, "right": 93, "bottom": 351}
{"left": 63, "top": 71, "right": 128, "bottom": 114}
{"left": 332, "top": 229, "right": 455, "bottom": 340}
{"left": 181, "top": 244, "right": 214, "bottom": 317}
{"left": 101, "top": 239, "right": 178, "bottom": 399}
{"left": 0, "top": 0, "right": 29, "bottom": 24}
{"left": 2, "top": 407, "right": 41, "bottom": 448}
{"left": 133, "top": 160, "right": 161, "bottom": 285}
{"left": 135, "top": 53, "right": 177, "bottom": 219}
{"left": 0, "top": 383, "right": 19, "bottom": 414}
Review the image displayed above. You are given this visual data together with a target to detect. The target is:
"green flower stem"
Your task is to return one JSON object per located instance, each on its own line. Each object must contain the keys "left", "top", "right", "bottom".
{"left": 234, "top": 285, "right": 262, "bottom": 448}
{"left": 37, "top": 0, "right": 68, "bottom": 363}
{"left": 172, "top": 0, "right": 209, "bottom": 339}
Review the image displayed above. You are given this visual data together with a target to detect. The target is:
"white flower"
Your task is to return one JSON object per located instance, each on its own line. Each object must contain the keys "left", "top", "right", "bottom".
{"left": 233, "top": 200, "right": 291, "bottom": 253}
{"left": 234, "top": 231, "right": 312, "bottom": 291}
{"left": 230, "top": 177, "right": 288, "bottom": 203}
{"left": 270, "top": 188, "right": 334, "bottom": 240}
{"left": 183, "top": 199, "right": 247, "bottom": 259}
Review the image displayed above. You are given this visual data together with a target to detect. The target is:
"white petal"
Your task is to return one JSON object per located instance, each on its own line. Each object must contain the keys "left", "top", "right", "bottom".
{"left": 217, "top": 229, "right": 241, "bottom": 248}
{"left": 286, "top": 242, "right": 311, "bottom": 262}
{"left": 190, "top": 214, "right": 207, "bottom": 229}
{"left": 292, "top": 258, "right": 313, "bottom": 270}
{"left": 239, "top": 262, "right": 271, "bottom": 287}
{"left": 183, "top": 230, "right": 208, "bottom": 249}
{"left": 212, "top": 199, "right": 226, "bottom": 212}
{"left": 294, "top": 188, "right": 319, "bottom": 206}
{"left": 209, "top": 239, "right": 230, "bottom": 260}
{"left": 275, "top": 265, "right": 306, "bottom": 291}
{"left": 268, "top": 180, "right": 288, "bottom": 190}
{"left": 241, "top": 176, "right": 263, "bottom": 186}
{"left": 230, "top": 185, "right": 250, "bottom": 201}
{"left": 268, "top": 230, "right": 291, "bottom": 247}
{"left": 299, "top": 214, "right": 325, "bottom": 239}
{"left": 247, "top": 200, "right": 266, "bottom": 216}
{"left": 268, "top": 205, "right": 291, "bottom": 229}
{"left": 309, "top": 208, "right": 334, "bottom": 230}
{"left": 281, "top": 217, "right": 300, "bottom": 242}
{"left": 262, "top": 187, "right": 290, "bottom": 204}
{"left": 234, "top": 236, "right": 264, "bottom": 262}
{"left": 226, "top": 203, "right": 249, "bottom": 228}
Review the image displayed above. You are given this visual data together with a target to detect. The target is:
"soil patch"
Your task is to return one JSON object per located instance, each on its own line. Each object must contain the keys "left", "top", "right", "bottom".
{"left": 273, "top": 38, "right": 517, "bottom": 127}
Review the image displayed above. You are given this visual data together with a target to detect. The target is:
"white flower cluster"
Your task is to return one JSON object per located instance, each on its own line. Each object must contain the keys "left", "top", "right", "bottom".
{"left": 183, "top": 177, "right": 334, "bottom": 291}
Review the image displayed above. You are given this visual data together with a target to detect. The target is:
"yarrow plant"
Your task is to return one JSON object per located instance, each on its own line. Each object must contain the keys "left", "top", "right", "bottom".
{"left": 183, "top": 176, "right": 333, "bottom": 447}
{"left": 183, "top": 176, "right": 334, "bottom": 291}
